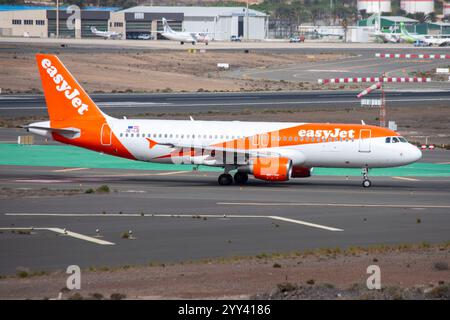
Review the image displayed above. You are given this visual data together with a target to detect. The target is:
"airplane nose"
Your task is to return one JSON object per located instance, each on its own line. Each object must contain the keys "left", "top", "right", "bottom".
{"left": 407, "top": 144, "right": 422, "bottom": 163}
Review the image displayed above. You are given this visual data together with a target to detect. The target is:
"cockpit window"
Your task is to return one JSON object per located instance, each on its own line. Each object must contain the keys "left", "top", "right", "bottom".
{"left": 385, "top": 137, "right": 391, "bottom": 143}
{"left": 392, "top": 137, "right": 400, "bottom": 143}
{"left": 398, "top": 137, "right": 407, "bottom": 143}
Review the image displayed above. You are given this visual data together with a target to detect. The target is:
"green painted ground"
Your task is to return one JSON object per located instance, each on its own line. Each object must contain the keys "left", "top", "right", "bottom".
{"left": 1, "top": 144, "right": 449, "bottom": 177}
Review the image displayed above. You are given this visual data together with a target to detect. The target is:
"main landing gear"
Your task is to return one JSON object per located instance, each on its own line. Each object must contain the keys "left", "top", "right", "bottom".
{"left": 362, "top": 166, "right": 371, "bottom": 188}
{"left": 218, "top": 172, "right": 249, "bottom": 186}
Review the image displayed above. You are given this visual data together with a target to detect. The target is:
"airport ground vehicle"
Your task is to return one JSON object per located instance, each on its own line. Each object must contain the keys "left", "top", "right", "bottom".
{"left": 230, "top": 35, "right": 242, "bottom": 42}
{"left": 137, "top": 33, "right": 153, "bottom": 40}
{"left": 289, "top": 35, "right": 305, "bottom": 43}
{"left": 414, "top": 40, "right": 432, "bottom": 47}
{"left": 27, "top": 54, "right": 422, "bottom": 187}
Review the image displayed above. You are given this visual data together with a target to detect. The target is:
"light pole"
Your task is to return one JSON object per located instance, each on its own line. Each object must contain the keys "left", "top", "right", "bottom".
{"left": 56, "top": 0, "right": 59, "bottom": 38}
{"left": 246, "top": 0, "right": 249, "bottom": 40}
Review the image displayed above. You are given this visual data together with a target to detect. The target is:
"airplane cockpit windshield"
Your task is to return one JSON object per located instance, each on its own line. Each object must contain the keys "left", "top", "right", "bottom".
{"left": 385, "top": 136, "right": 408, "bottom": 143}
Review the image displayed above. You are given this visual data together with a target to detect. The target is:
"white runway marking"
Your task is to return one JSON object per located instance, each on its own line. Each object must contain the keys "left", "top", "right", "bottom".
{"left": 155, "top": 171, "right": 186, "bottom": 176}
{"left": 392, "top": 176, "right": 419, "bottom": 182}
{"left": 216, "top": 202, "right": 450, "bottom": 209}
{"left": 305, "top": 69, "right": 350, "bottom": 72}
{"left": 52, "top": 167, "right": 88, "bottom": 173}
{"left": 4, "top": 213, "right": 343, "bottom": 232}
{"left": 14, "top": 179, "right": 71, "bottom": 183}
{"left": 0, "top": 227, "right": 115, "bottom": 245}
{"left": 437, "top": 162, "right": 450, "bottom": 165}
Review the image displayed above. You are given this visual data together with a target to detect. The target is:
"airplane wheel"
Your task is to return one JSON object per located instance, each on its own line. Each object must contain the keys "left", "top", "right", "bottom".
{"left": 205, "top": 42, "right": 209, "bottom": 45}
{"left": 363, "top": 179, "right": 371, "bottom": 188}
{"left": 192, "top": 41, "right": 196, "bottom": 45}
{"left": 180, "top": 42, "right": 184, "bottom": 45}
{"left": 218, "top": 173, "right": 233, "bottom": 186}
{"left": 234, "top": 172, "right": 248, "bottom": 185}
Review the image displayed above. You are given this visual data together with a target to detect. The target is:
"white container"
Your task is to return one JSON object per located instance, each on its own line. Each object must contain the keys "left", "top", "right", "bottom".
{"left": 401, "top": 0, "right": 434, "bottom": 14}
{"left": 358, "top": 0, "right": 392, "bottom": 13}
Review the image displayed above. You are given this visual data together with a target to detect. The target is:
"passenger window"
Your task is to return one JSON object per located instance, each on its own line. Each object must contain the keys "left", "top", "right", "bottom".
{"left": 120, "top": 133, "right": 123, "bottom": 137}
{"left": 125, "top": 133, "right": 128, "bottom": 137}
{"left": 385, "top": 137, "right": 391, "bottom": 143}
{"left": 131, "top": 134, "right": 134, "bottom": 137}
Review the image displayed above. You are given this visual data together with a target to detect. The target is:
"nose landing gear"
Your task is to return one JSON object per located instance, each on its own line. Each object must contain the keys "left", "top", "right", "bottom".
{"left": 362, "top": 166, "right": 371, "bottom": 188}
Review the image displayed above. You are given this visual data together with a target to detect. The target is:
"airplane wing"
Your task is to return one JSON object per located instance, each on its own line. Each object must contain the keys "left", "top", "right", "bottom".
{"left": 150, "top": 139, "right": 281, "bottom": 157}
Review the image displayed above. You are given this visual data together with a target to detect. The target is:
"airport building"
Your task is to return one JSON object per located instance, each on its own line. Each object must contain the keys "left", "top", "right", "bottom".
{"left": 111, "top": 6, "right": 268, "bottom": 40}
{"left": 0, "top": 5, "right": 268, "bottom": 41}
{"left": 0, "top": 6, "right": 115, "bottom": 38}
{"left": 358, "top": 15, "right": 419, "bottom": 32}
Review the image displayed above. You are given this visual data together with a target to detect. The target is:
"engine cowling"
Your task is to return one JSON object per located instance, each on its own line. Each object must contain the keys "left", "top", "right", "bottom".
{"left": 240, "top": 157, "right": 293, "bottom": 181}
{"left": 291, "top": 166, "right": 312, "bottom": 178}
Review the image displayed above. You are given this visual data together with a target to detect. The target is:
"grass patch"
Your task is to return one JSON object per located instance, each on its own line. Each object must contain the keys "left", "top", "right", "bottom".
{"left": 110, "top": 293, "right": 126, "bottom": 300}
{"left": 96, "top": 185, "right": 110, "bottom": 193}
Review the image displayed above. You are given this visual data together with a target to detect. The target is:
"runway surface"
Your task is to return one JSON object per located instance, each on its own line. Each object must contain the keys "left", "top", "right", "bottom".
{"left": 1, "top": 90, "right": 450, "bottom": 118}
{"left": 1, "top": 164, "right": 450, "bottom": 275}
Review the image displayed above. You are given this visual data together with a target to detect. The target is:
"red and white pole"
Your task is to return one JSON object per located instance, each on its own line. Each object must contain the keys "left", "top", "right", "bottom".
{"left": 357, "top": 82, "right": 382, "bottom": 98}
{"left": 375, "top": 53, "right": 450, "bottom": 59}
{"left": 318, "top": 77, "right": 430, "bottom": 84}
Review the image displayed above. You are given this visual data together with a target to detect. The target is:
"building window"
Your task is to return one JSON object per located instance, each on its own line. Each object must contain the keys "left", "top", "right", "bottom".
{"left": 24, "top": 20, "right": 33, "bottom": 25}
{"left": 36, "top": 20, "right": 45, "bottom": 26}
{"left": 134, "top": 12, "right": 144, "bottom": 20}
{"left": 12, "top": 19, "right": 22, "bottom": 25}
{"left": 114, "top": 22, "right": 123, "bottom": 27}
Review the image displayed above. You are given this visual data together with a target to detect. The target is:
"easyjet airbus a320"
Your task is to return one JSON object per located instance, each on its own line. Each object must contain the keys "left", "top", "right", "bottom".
{"left": 26, "top": 54, "right": 422, "bottom": 187}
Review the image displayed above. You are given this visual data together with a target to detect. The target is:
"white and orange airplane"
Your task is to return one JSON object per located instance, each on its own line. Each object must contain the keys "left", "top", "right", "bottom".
{"left": 26, "top": 54, "right": 422, "bottom": 187}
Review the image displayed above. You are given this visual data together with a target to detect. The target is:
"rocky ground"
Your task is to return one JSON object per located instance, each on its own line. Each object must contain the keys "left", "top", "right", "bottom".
{"left": 0, "top": 45, "right": 347, "bottom": 93}
{"left": 0, "top": 243, "right": 448, "bottom": 300}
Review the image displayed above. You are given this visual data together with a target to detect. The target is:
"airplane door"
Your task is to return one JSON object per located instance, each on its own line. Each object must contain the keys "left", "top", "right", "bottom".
{"left": 101, "top": 123, "right": 112, "bottom": 146}
{"left": 358, "top": 129, "right": 371, "bottom": 153}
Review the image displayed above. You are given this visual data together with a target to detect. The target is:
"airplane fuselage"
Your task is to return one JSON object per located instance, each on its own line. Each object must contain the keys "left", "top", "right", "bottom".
{"left": 30, "top": 118, "right": 421, "bottom": 169}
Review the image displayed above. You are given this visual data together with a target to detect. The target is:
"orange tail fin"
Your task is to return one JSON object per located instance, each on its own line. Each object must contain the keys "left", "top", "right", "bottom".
{"left": 36, "top": 54, "right": 105, "bottom": 122}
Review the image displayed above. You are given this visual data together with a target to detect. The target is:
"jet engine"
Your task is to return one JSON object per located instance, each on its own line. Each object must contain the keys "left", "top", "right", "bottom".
{"left": 239, "top": 157, "right": 293, "bottom": 181}
{"left": 291, "top": 166, "right": 312, "bottom": 178}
